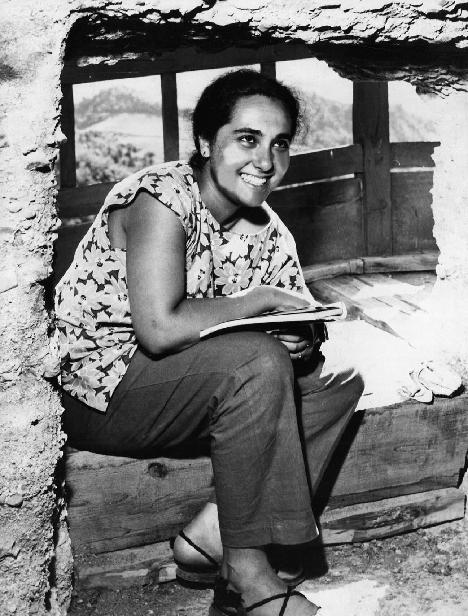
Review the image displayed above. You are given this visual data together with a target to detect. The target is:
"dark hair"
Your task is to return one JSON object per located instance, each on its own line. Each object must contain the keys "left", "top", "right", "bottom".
{"left": 190, "top": 69, "right": 301, "bottom": 168}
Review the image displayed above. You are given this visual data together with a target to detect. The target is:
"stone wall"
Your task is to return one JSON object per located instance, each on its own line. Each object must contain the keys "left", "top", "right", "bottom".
{"left": 0, "top": 1, "right": 467, "bottom": 613}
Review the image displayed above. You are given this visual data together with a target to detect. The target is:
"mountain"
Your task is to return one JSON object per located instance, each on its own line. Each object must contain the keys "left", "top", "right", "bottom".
{"left": 75, "top": 88, "right": 164, "bottom": 129}
{"left": 73, "top": 86, "right": 438, "bottom": 186}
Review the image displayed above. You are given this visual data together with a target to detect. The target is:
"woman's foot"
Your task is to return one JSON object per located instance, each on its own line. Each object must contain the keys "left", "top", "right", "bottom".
{"left": 173, "top": 502, "right": 223, "bottom": 571}
{"left": 173, "top": 503, "right": 305, "bottom": 586}
{"left": 215, "top": 547, "right": 319, "bottom": 615}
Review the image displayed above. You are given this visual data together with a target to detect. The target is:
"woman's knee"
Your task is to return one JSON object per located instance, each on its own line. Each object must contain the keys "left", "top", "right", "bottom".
{"left": 342, "top": 365, "right": 365, "bottom": 401}
{"left": 224, "top": 331, "right": 293, "bottom": 381}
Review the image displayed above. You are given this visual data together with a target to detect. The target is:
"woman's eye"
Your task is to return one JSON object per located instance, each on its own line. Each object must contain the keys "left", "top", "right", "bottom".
{"left": 239, "top": 135, "right": 256, "bottom": 146}
{"left": 274, "top": 139, "right": 290, "bottom": 150}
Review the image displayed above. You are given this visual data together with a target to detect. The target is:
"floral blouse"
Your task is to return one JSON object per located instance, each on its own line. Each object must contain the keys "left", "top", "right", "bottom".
{"left": 55, "top": 161, "right": 312, "bottom": 412}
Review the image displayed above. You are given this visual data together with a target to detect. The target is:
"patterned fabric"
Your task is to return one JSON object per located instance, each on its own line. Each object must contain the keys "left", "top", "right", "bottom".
{"left": 55, "top": 161, "right": 312, "bottom": 412}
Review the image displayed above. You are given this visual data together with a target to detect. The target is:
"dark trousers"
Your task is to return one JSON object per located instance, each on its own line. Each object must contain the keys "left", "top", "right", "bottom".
{"left": 62, "top": 332, "right": 363, "bottom": 547}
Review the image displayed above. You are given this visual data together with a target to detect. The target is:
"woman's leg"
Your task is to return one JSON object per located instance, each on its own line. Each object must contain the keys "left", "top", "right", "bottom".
{"left": 63, "top": 331, "right": 317, "bottom": 545}
{"left": 295, "top": 353, "right": 365, "bottom": 494}
{"left": 63, "top": 331, "right": 320, "bottom": 613}
{"left": 174, "top": 350, "right": 364, "bottom": 573}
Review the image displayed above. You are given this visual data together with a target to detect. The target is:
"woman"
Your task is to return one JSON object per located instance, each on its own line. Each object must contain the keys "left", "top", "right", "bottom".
{"left": 55, "top": 70, "right": 363, "bottom": 615}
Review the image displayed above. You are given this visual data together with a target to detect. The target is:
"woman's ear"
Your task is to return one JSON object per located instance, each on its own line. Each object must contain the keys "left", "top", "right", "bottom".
{"left": 198, "top": 137, "right": 211, "bottom": 159}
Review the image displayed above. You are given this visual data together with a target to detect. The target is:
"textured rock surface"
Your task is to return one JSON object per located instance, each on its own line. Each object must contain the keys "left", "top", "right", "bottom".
{"left": 0, "top": 1, "right": 467, "bottom": 614}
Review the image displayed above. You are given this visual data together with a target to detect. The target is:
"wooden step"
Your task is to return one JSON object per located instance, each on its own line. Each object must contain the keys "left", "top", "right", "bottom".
{"left": 73, "top": 487, "right": 466, "bottom": 589}
{"left": 64, "top": 391, "right": 468, "bottom": 555}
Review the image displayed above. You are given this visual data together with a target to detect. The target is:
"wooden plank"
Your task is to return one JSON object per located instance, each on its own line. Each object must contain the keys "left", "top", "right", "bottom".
{"left": 65, "top": 451, "right": 214, "bottom": 554}
{"left": 321, "top": 488, "right": 465, "bottom": 544}
{"left": 60, "top": 83, "right": 76, "bottom": 188}
{"left": 390, "top": 141, "right": 440, "bottom": 169}
{"left": 310, "top": 276, "right": 391, "bottom": 323}
{"left": 270, "top": 178, "right": 364, "bottom": 265}
{"left": 321, "top": 393, "right": 468, "bottom": 508}
{"left": 53, "top": 222, "right": 92, "bottom": 285}
{"left": 391, "top": 170, "right": 437, "bottom": 254}
{"left": 302, "top": 252, "right": 438, "bottom": 283}
{"left": 161, "top": 72, "right": 179, "bottom": 162}
{"left": 73, "top": 487, "right": 465, "bottom": 588}
{"left": 303, "top": 259, "right": 365, "bottom": 283}
{"left": 362, "top": 251, "right": 438, "bottom": 273}
{"left": 354, "top": 273, "right": 427, "bottom": 316}
{"left": 62, "top": 42, "right": 314, "bottom": 84}
{"left": 65, "top": 391, "right": 468, "bottom": 553}
{"left": 260, "top": 62, "right": 276, "bottom": 79}
{"left": 74, "top": 541, "right": 175, "bottom": 589}
{"left": 353, "top": 81, "right": 392, "bottom": 256}
{"left": 280, "top": 144, "right": 363, "bottom": 185}
{"left": 57, "top": 182, "right": 115, "bottom": 219}
{"left": 54, "top": 146, "right": 363, "bottom": 219}
{"left": 339, "top": 273, "right": 420, "bottom": 316}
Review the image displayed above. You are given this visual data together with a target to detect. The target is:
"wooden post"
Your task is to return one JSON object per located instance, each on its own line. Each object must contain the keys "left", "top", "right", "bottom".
{"left": 260, "top": 62, "right": 276, "bottom": 79}
{"left": 60, "top": 83, "right": 76, "bottom": 188}
{"left": 161, "top": 72, "right": 179, "bottom": 162}
{"left": 353, "top": 82, "right": 392, "bottom": 256}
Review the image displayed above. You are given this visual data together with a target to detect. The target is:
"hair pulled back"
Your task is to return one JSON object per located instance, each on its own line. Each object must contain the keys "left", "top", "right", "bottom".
{"left": 190, "top": 69, "right": 300, "bottom": 168}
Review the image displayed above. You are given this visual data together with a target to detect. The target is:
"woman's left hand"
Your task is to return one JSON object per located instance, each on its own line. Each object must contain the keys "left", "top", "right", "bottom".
{"left": 270, "top": 325, "right": 316, "bottom": 362}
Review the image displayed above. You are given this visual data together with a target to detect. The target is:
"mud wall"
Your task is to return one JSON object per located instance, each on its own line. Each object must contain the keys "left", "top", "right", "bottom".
{"left": 0, "top": 1, "right": 467, "bottom": 614}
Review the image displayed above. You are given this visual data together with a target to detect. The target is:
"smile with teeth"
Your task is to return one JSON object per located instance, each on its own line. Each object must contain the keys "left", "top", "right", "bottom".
{"left": 240, "top": 173, "right": 268, "bottom": 187}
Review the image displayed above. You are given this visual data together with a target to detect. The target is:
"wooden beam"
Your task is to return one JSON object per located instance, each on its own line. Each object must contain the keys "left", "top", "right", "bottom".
{"left": 390, "top": 141, "right": 439, "bottom": 169}
{"left": 280, "top": 144, "right": 363, "bottom": 186}
{"left": 57, "top": 182, "right": 115, "bottom": 219}
{"left": 73, "top": 541, "right": 175, "bottom": 589}
{"left": 302, "top": 251, "right": 439, "bottom": 283}
{"left": 353, "top": 81, "right": 392, "bottom": 256}
{"left": 161, "top": 72, "right": 179, "bottom": 162}
{"left": 55, "top": 145, "right": 364, "bottom": 219}
{"left": 60, "top": 83, "right": 76, "bottom": 188}
{"left": 391, "top": 170, "right": 437, "bottom": 254}
{"left": 260, "top": 62, "right": 276, "bottom": 79}
{"left": 72, "top": 487, "right": 465, "bottom": 589}
{"left": 65, "top": 391, "right": 468, "bottom": 553}
{"left": 320, "top": 488, "right": 465, "bottom": 544}
{"left": 62, "top": 42, "right": 314, "bottom": 85}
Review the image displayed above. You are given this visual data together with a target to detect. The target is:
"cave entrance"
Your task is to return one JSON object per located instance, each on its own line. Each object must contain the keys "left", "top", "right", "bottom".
{"left": 59, "top": 20, "right": 468, "bottom": 590}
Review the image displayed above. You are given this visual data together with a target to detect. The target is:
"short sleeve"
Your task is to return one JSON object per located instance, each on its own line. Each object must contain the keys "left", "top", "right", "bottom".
{"left": 103, "top": 163, "right": 197, "bottom": 237}
{"left": 138, "top": 166, "right": 196, "bottom": 236}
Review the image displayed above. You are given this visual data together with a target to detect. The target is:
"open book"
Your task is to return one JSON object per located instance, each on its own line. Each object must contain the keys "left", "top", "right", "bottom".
{"left": 200, "top": 302, "right": 346, "bottom": 339}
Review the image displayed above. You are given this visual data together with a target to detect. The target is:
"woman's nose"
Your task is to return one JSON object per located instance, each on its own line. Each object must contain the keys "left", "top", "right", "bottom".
{"left": 253, "top": 146, "right": 274, "bottom": 172}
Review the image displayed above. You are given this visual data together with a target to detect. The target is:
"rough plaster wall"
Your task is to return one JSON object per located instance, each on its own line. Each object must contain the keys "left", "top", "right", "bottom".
{"left": 0, "top": 2, "right": 72, "bottom": 614}
{"left": 425, "top": 88, "right": 468, "bottom": 376}
{"left": 0, "top": 0, "right": 467, "bottom": 614}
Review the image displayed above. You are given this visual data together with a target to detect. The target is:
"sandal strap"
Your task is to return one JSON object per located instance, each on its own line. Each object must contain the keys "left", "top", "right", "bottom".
{"left": 178, "top": 530, "right": 218, "bottom": 567}
{"left": 246, "top": 586, "right": 305, "bottom": 614}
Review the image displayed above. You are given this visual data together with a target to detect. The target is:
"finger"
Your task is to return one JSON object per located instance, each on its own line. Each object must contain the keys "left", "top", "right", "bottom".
{"left": 274, "top": 333, "right": 306, "bottom": 343}
{"left": 291, "top": 341, "right": 316, "bottom": 360}
{"left": 277, "top": 340, "right": 302, "bottom": 353}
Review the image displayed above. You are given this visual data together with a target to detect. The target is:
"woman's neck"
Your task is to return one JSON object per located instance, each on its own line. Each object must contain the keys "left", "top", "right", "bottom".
{"left": 194, "top": 164, "right": 240, "bottom": 227}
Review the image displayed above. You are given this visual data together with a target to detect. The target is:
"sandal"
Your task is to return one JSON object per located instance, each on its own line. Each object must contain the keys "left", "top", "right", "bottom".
{"left": 174, "top": 532, "right": 306, "bottom": 588}
{"left": 208, "top": 577, "right": 320, "bottom": 615}
{"left": 174, "top": 530, "right": 219, "bottom": 587}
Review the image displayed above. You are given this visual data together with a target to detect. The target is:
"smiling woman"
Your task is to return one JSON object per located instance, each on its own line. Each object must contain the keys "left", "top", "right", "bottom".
{"left": 54, "top": 69, "right": 363, "bottom": 616}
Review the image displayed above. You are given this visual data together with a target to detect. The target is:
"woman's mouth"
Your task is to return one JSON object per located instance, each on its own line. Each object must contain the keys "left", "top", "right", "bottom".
{"left": 240, "top": 172, "right": 268, "bottom": 187}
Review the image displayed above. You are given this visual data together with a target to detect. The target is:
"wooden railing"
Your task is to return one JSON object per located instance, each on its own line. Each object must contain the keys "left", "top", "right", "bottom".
{"left": 57, "top": 43, "right": 440, "bottom": 284}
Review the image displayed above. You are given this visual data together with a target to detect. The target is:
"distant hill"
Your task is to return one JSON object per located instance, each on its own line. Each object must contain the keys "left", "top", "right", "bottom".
{"left": 74, "top": 86, "right": 438, "bottom": 186}
{"left": 75, "top": 88, "right": 165, "bottom": 129}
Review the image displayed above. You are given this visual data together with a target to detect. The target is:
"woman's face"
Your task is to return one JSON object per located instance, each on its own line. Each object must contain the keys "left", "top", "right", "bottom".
{"left": 200, "top": 95, "right": 292, "bottom": 219}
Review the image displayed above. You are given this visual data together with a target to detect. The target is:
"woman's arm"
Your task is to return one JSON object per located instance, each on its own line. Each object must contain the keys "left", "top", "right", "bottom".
{"left": 126, "top": 192, "right": 310, "bottom": 355}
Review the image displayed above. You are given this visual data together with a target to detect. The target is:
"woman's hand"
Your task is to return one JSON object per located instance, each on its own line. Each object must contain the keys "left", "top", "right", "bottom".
{"left": 270, "top": 324, "right": 317, "bottom": 361}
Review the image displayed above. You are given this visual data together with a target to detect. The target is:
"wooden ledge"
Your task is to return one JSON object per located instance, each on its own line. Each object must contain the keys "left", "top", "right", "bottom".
{"left": 303, "top": 251, "right": 438, "bottom": 283}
